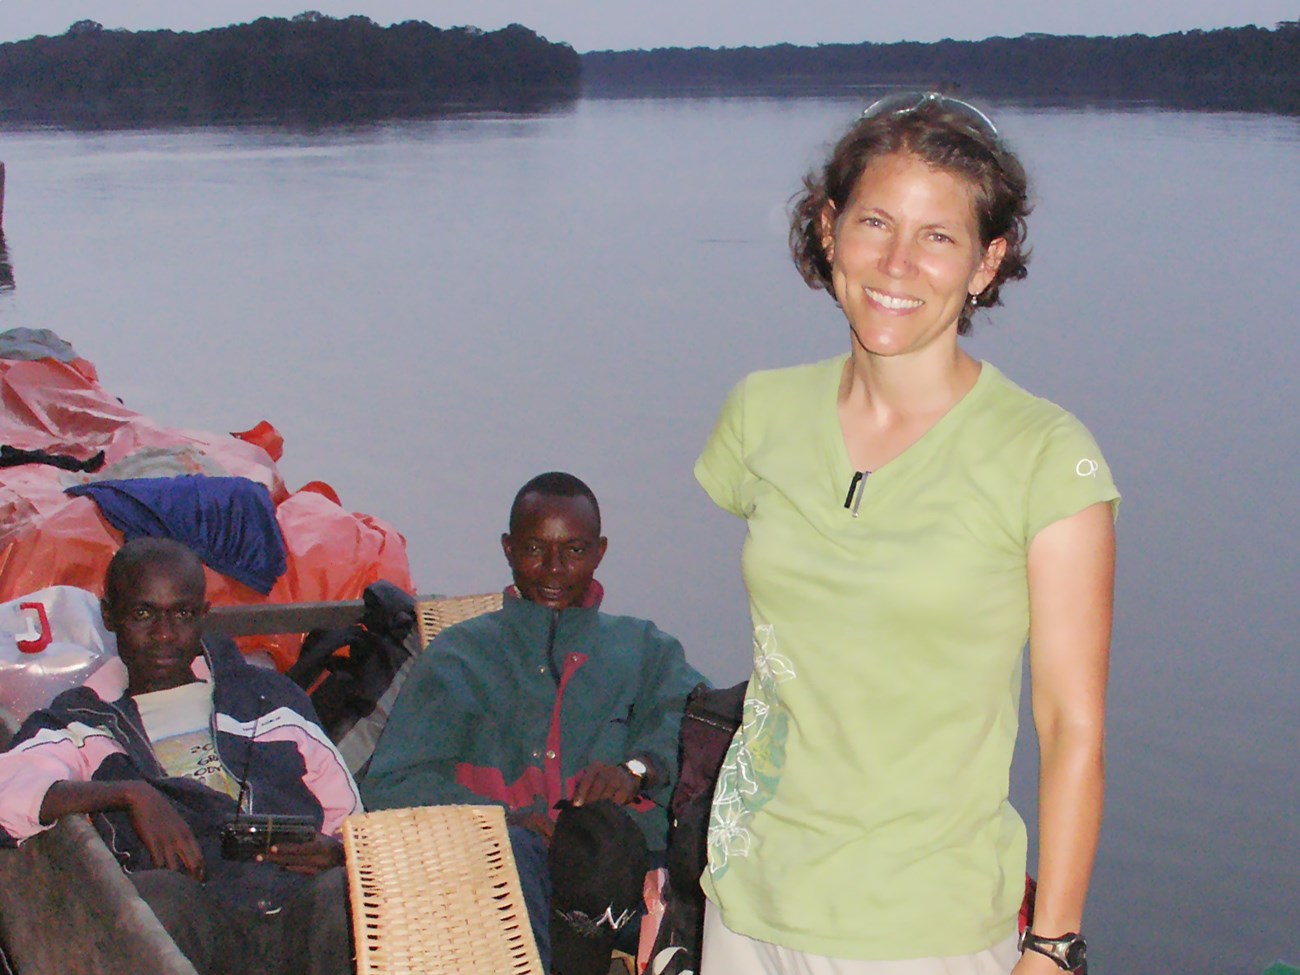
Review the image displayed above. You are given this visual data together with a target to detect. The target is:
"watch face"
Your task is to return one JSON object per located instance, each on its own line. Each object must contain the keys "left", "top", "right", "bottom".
{"left": 1064, "top": 938, "right": 1087, "bottom": 970}
{"left": 625, "top": 759, "right": 647, "bottom": 777}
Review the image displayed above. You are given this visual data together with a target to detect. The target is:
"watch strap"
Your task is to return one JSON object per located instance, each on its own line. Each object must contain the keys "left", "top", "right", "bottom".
{"left": 1019, "top": 931, "right": 1087, "bottom": 972}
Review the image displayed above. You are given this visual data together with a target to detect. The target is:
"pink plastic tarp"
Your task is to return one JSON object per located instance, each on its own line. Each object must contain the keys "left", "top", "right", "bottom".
{"left": 0, "top": 354, "right": 413, "bottom": 671}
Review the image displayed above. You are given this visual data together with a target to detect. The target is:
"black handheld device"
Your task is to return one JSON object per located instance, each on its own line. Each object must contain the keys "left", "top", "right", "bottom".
{"left": 220, "top": 812, "right": 319, "bottom": 860}
{"left": 219, "top": 696, "right": 320, "bottom": 860}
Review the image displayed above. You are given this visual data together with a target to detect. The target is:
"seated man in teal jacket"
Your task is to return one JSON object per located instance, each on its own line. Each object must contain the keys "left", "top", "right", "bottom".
{"left": 361, "top": 471, "right": 705, "bottom": 975}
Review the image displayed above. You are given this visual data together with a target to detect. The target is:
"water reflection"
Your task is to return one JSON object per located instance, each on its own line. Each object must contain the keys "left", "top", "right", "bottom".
{"left": 3, "top": 89, "right": 583, "bottom": 133}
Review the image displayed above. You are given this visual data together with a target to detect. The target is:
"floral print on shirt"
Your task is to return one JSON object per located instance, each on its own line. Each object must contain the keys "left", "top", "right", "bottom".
{"left": 707, "top": 622, "right": 796, "bottom": 878}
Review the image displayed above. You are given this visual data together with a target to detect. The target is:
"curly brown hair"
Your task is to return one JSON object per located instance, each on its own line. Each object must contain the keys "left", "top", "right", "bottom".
{"left": 790, "top": 97, "right": 1031, "bottom": 334}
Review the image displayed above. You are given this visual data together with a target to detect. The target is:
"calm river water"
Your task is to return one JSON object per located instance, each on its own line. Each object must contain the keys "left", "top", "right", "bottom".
{"left": 1, "top": 94, "right": 1297, "bottom": 973}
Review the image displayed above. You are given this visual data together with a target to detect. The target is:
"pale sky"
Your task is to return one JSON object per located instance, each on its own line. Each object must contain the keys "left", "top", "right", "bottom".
{"left": 0, "top": 0, "right": 1295, "bottom": 52}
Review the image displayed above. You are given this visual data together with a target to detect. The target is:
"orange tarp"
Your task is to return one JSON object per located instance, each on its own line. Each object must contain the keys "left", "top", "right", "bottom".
{"left": 0, "top": 355, "right": 412, "bottom": 670}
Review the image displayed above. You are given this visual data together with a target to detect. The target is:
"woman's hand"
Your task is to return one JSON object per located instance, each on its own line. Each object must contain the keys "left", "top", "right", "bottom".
{"left": 261, "top": 833, "right": 345, "bottom": 875}
{"left": 1010, "top": 948, "right": 1073, "bottom": 975}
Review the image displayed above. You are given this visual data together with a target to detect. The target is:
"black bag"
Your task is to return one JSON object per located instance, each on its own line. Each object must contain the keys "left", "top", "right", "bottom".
{"left": 286, "top": 580, "right": 416, "bottom": 745}
{"left": 647, "top": 680, "right": 746, "bottom": 975}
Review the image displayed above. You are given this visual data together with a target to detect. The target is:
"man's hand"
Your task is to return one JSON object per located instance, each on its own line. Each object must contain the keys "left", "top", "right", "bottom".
{"left": 41, "top": 779, "right": 206, "bottom": 881}
{"left": 122, "top": 782, "right": 207, "bottom": 881}
{"left": 506, "top": 809, "right": 556, "bottom": 843}
{"left": 569, "top": 761, "right": 641, "bottom": 807}
{"left": 260, "top": 833, "right": 345, "bottom": 875}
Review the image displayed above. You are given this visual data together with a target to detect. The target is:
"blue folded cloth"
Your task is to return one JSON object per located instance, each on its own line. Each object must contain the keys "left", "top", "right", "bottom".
{"left": 66, "top": 475, "right": 287, "bottom": 594}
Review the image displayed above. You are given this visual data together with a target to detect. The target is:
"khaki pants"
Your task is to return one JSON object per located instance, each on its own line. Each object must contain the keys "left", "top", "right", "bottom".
{"left": 701, "top": 901, "right": 1019, "bottom": 975}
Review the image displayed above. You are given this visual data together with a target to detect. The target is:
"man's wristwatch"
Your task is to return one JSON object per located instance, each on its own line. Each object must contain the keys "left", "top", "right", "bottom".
{"left": 1019, "top": 930, "right": 1087, "bottom": 972}
{"left": 621, "top": 758, "right": 648, "bottom": 788}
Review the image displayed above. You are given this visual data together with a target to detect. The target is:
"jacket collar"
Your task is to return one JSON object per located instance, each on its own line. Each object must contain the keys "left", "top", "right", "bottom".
{"left": 82, "top": 638, "right": 227, "bottom": 702}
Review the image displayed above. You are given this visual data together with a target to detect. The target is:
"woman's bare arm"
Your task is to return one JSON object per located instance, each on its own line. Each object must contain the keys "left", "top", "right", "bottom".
{"left": 1012, "top": 501, "right": 1115, "bottom": 972}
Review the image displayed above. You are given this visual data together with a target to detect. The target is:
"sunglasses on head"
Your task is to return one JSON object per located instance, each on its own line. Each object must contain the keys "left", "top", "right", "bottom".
{"left": 861, "top": 90, "right": 999, "bottom": 139}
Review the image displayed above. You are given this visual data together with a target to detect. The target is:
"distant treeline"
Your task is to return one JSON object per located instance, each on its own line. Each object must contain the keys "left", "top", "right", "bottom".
{"left": 2, "top": 16, "right": 1296, "bottom": 125}
{"left": 0, "top": 13, "right": 581, "bottom": 125}
{"left": 582, "top": 24, "right": 1300, "bottom": 114}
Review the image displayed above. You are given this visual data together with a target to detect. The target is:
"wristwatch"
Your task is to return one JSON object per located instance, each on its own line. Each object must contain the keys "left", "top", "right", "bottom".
{"left": 1019, "top": 931, "right": 1087, "bottom": 972}
{"left": 622, "top": 758, "right": 648, "bottom": 786}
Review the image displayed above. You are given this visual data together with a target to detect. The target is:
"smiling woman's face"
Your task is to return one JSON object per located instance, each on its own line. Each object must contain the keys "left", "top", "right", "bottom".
{"left": 501, "top": 493, "right": 607, "bottom": 611}
{"left": 822, "top": 151, "right": 1005, "bottom": 360}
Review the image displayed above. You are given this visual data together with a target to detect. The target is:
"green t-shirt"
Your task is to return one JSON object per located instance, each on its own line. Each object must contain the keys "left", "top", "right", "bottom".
{"left": 695, "top": 356, "right": 1119, "bottom": 959}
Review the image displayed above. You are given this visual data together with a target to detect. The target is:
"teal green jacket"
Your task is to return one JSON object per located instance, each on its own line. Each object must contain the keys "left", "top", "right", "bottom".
{"left": 360, "top": 590, "right": 704, "bottom": 850}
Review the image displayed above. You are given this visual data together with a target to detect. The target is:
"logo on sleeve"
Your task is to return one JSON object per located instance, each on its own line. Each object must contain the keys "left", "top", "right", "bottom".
{"left": 1076, "top": 458, "right": 1099, "bottom": 478}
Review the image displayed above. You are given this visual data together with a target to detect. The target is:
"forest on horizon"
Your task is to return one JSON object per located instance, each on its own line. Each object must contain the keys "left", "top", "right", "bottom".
{"left": 584, "top": 22, "right": 1300, "bottom": 114}
{"left": 0, "top": 13, "right": 582, "bottom": 124}
{"left": 0, "top": 13, "right": 1295, "bottom": 125}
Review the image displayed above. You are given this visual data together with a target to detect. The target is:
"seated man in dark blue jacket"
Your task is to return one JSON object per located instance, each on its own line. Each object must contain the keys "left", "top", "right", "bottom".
{"left": 0, "top": 538, "right": 362, "bottom": 975}
{"left": 362, "top": 471, "right": 705, "bottom": 975}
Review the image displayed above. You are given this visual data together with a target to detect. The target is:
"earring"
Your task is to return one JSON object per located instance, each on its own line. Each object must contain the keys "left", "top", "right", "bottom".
{"left": 968, "top": 293, "right": 978, "bottom": 307}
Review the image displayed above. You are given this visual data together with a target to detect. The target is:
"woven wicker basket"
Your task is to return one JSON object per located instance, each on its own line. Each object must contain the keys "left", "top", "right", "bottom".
{"left": 414, "top": 592, "right": 503, "bottom": 650}
{"left": 343, "top": 805, "right": 543, "bottom": 975}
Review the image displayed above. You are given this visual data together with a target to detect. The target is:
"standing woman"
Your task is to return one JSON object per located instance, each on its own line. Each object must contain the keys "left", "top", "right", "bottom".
{"left": 695, "top": 93, "right": 1117, "bottom": 975}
